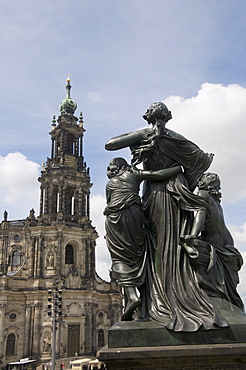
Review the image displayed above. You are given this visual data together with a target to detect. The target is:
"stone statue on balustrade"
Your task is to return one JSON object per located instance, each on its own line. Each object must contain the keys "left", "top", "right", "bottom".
{"left": 104, "top": 101, "right": 244, "bottom": 333}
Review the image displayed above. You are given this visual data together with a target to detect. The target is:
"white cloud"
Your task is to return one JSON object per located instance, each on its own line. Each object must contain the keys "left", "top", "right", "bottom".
{"left": 164, "top": 83, "right": 246, "bottom": 203}
{"left": 0, "top": 152, "right": 40, "bottom": 219}
{"left": 229, "top": 223, "right": 246, "bottom": 249}
{"left": 87, "top": 91, "right": 103, "bottom": 103}
{"left": 91, "top": 194, "right": 111, "bottom": 281}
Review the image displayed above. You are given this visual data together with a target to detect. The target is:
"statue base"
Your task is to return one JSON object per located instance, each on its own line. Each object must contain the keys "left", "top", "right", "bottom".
{"left": 98, "top": 343, "right": 246, "bottom": 369}
{"left": 98, "top": 298, "right": 246, "bottom": 369}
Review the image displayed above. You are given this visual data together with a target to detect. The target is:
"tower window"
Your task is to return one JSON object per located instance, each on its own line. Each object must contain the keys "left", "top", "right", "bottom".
{"left": 65, "top": 244, "right": 74, "bottom": 264}
{"left": 71, "top": 196, "right": 75, "bottom": 215}
{"left": 65, "top": 187, "right": 75, "bottom": 215}
{"left": 12, "top": 250, "right": 21, "bottom": 266}
{"left": 52, "top": 186, "right": 59, "bottom": 214}
{"left": 67, "top": 133, "right": 75, "bottom": 155}
{"left": 98, "top": 329, "right": 104, "bottom": 348}
{"left": 6, "top": 333, "right": 15, "bottom": 356}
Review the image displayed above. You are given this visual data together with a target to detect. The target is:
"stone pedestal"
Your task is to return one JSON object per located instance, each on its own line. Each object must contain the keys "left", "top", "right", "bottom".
{"left": 46, "top": 266, "right": 55, "bottom": 276}
{"left": 98, "top": 343, "right": 246, "bottom": 370}
{"left": 98, "top": 299, "right": 246, "bottom": 370}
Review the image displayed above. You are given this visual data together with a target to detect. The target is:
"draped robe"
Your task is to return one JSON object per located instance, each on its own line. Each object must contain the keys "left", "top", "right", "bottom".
{"left": 136, "top": 128, "right": 228, "bottom": 331}
{"left": 104, "top": 170, "right": 147, "bottom": 287}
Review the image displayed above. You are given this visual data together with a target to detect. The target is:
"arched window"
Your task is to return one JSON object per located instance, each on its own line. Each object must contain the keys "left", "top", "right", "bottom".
{"left": 65, "top": 244, "right": 74, "bottom": 264}
{"left": 71, "top": 196, "right": 75, "bottom": 215}
{"left": 65, "top": 187, "right": 75, "bottom": 215}
{"left": 6, "top": 333, "right": 15, "bottom": 356}
{"left": 98, "top": 329, "right": 104, "bottom": 348}
{"left": 12, "top": 250, "right": 21, "bottom": 266}
{"left": 67, "top": 133, "right": 75, "bottom": 155}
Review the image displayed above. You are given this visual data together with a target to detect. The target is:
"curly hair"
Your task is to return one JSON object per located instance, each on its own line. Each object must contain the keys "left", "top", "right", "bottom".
{"left": 107, "top": 157, "right": 131, "bottom": 178}
{"left": 197, "top": 173, "right": 222, "bottom": 202}
{"left": 143, "top": 102, "right": 172, "bottom": 124}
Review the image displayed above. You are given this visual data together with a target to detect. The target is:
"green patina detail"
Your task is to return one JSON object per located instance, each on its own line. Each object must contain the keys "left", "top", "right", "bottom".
{"left": 59, "top": 79, "right": 77, "bottom": 114}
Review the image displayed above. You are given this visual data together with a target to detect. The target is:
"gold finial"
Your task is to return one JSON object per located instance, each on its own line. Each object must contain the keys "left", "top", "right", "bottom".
{"left": 67, "top": 73, "right": 71, "bottom": 82}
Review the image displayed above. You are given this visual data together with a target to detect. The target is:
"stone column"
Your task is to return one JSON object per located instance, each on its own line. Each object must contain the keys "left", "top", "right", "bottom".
{"left": 86, "top": 193, "right": 90, "bottom": 219}
{"left": 29, "top": 237, "right": 36, "bottom": 277}
{"left": 90, "top": 240, "right": 95, "bottom": 277}
{"left": 2, "top": 222, "right": 9, "bottom": 276}
{"left": 51, "top": 138, "right": 55, "bottom": 159}
{"left": 35, "top": 237, "right": 40, "bottom": 277}
{"left": 84, "top": 302, "right": 93, "bottom": 353}
{"left": 32, "top": 303, "right": 43, "bottom": 357}
{"left": 73, "top": 190, "right": 78, "bottom": 217}
{"left": 33, "top": 237, "right": 40, "bottom": 278}
{"left": 23, "top": 303, "right": 33, "bottom": 357}
{"left": 75, "top": 138, "right": 79, "bottom": 157}
{"left": 78, "top": 190, "right": 83, "bottom": 217}
{"left": 57, "top": 232, "right": 63, "bottom": 275}
{"left": 80, "top": 136, "right": 83, "bottom": 157}
{"left": 29, "top": 303, "right": 34, "bottom": 357}
{"left": 55, "top": 138, "right": 58, "bottom": 157}
{"left": 82, "top": 193, "right": 86, "bottom": 217}
{"left": 44, "top": 187, "right": 49, "bottom": 214}
{"left": 61, "top": 130, "right": 65, "bottom": 153}
{"left": 84, "top": 302, "right": 98, "bottom": 353}
{"left": 0, "top": 303, "right": 7, "bottom": 358}
{"left": 62, "top": 187, "right": 66, "bottom": 215}
{"left": 36, "top": 235, "right": 44, "bottom": 277}
{"left": 47, "top": 187, "right": 53, "bottom": 217}
{"left": 91, "top": 303, "right": 98, "bottom": 353}
{"left": 85, "top": 239, "right": 91, "bottom": 278}
{"left": 58, "top": 186, "right": 63, "bottom": 214}
{"left": 40, "top": 188, "right": 44, "bottom": 215}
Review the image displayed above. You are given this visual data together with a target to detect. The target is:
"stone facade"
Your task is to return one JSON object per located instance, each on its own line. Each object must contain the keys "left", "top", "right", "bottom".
{"left": 0, "top": 79, "right": 122, "bottom": 366}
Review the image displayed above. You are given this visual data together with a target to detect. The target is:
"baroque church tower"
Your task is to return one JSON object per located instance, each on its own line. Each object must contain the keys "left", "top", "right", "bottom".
{"left": 38, "top": 77, "right": 96, "bottom": 279}
{"left": 0, "top": 78, "right": 122, "bottom": 367}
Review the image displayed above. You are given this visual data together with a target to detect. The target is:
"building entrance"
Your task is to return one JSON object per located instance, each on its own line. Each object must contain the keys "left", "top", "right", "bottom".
{"left": 67, "top": 325, "right": 80, "bottom": 357}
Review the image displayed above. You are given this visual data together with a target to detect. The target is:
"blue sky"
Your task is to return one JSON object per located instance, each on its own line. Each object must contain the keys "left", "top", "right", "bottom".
{"left": 0, "top": 0, "right": 246, "bottom": 302}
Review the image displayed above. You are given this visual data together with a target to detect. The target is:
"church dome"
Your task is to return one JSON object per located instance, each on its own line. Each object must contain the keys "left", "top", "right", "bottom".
{"left": 59, "top": 77, "right": 77, "bottom": 115}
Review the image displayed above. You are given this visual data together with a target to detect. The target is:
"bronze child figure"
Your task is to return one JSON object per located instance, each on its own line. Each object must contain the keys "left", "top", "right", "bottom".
{"left": 104, "top": 157, "right": 182, "bottom": 320}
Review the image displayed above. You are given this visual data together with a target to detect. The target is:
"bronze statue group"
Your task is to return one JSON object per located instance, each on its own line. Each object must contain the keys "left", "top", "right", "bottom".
{"left": 104, "top": 102, "right": 243, "bottom": 332}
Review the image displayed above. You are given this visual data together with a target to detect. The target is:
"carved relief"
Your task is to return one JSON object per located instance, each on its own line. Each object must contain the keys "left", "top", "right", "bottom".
{"left": 65, "top": 266, "right": 81, "bottom": 288}
{"left": 47, "top": 253, "right": 54, "bottom": 267}
{"left": 43, "top": 336, "right": 51, "bottom": 353}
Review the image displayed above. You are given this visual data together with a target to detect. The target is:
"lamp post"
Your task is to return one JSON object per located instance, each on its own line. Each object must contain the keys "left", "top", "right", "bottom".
{"left": 47, "top": 289, "right": 63, "bottom": 370}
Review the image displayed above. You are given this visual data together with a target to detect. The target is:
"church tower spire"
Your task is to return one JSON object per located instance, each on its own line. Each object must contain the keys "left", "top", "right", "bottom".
{"left": 38, "top": 78, "right": 92, "bottom": 228}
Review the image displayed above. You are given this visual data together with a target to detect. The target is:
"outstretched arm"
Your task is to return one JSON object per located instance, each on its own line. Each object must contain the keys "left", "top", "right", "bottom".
{"left": 184, "top": 190, "right": 209, "bottom": 238}
{"left": 141, "top": 166, "right": 182, "bottom": 181}
{"left": 105, "top": 131, "right": 142, "bottom": 151}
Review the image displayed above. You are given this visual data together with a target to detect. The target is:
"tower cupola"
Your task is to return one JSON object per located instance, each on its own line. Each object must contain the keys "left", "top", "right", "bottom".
{"left": 59, "top": 76, "right": 77, "bottom": 115}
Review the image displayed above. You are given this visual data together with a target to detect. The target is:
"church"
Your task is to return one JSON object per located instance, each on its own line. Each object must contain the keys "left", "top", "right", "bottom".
{"left": 0, "top": 78, "right": 122, "bottom": 366}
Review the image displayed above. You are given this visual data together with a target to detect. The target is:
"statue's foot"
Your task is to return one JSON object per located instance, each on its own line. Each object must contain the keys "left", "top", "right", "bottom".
{"left": 121, "top": 298, "right": 141, "bottom": 321}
